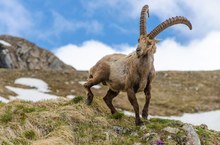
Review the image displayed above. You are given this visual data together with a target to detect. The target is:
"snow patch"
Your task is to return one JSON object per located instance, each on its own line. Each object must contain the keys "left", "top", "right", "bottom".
{"left": 6, "top": 86, "right": 59, "bottom": 102}
{"left": 0, "top": 96, "right": 10, "bottom": 103}
{"left": 123, "top": 110, "right": 220, "bottom": 131}
{"left": 0, "top": 40, "right": 12, "bottom": 46}
{"left": 66, "top": 95, "right": 76, "bottom": 99}
{"left": 15, "top": 77, "right": 50, "bottom": 93}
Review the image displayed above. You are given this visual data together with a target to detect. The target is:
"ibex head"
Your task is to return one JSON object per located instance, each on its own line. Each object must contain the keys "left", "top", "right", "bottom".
{"left": 136, "top": 5, "right": 192, "bottom": 57}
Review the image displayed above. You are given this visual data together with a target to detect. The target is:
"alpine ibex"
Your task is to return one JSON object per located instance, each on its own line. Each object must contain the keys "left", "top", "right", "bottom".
{"left": 84, "top": 5, "right": 192, "bottom": 126}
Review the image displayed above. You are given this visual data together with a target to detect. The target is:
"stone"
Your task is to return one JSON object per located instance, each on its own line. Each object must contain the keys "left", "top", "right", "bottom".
{"left": 130, "top": 132, "right": 139, "bottom": 137}
{"left": 112, "top": 126, "right": 131, "bottom": 134}
{"left": 163, "top": 126, "right": 180, "bottom": 134}
{"left": 182, "top": 124, "right": 201, "bottom": 145}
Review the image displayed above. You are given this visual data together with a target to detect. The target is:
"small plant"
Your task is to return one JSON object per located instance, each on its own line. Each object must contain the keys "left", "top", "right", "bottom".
{"left": 72, "top": 96, "right": 84, "bottom": 104}
{"left": 111, "top": 112, "right": 124, "bottom": 119}
{"left": 24, "top": 130, "right": 36, "bottom": 140}
{"left": 0, "top": 111, "right": 13, "bottom": 123}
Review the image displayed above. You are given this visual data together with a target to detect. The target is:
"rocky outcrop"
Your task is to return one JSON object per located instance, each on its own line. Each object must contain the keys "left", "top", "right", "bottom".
{"left": 183, "top": 124, "right": 201, "bottom": 145}
{"left": 0, "top": 35, "right": 75, "bottom": 71}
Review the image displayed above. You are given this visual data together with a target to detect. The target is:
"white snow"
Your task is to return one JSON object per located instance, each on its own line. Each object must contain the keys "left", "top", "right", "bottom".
{"left": 3, "top": 77, "right": 62, "bottom": 102}
{"left": 6, "top": 86, "right": 59, "bottom": 102}
{"left": 0, "top": 96, "right": 10, "bottom": 103}
{"left": 79, "top": 81, "right": 101, "bottom": 89}
{"left": 153, "top": 110, "right": 220, "bottom": 131}
{"left": 66, "top": 95, "right": 76, "bottom": 99}
{"left": 0, "top": 40, "right": 12, "bottom": 46}
{"left": 123, "top": 110, "right": 220, "bottom": 131}
{"left": 15, "top": 77, "right": 50, "bottom": 93}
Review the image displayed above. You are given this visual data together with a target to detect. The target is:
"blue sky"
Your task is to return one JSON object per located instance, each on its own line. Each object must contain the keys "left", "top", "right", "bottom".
{"left": 1, "top": 0, "right": 220, "bottom": 70}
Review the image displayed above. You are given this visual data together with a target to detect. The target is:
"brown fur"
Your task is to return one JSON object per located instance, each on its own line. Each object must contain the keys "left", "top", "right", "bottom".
{"left": 84, "top": 36, "right": 157, "bottom": 126}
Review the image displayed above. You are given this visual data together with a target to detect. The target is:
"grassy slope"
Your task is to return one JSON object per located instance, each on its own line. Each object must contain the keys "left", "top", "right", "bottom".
{"left": 0, "top": 69, "right": 220, "bottom": 144}
{"left": 1, "top": 69, "right": 220, "bottom": 116}
{"left": 0, "top": 98, "right": 219, "bottom": 145}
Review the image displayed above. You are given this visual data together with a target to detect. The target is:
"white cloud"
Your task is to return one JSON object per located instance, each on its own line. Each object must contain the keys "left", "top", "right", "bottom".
{"left": 55, "top": 31, "right": 220, "bottom": 71}
{"left": 155, "top": 31, "right": 220, "bottom": 70}
{"left": 0, "top": 1, "right": 33, "bottom": 35}
{"left": 54, "top": 40, "right": 133, "bottom": 71}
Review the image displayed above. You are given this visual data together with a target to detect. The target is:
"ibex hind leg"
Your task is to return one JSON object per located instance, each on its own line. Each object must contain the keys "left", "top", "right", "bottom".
{"left": 83, "top": 75, "right": 102, "bottom": 105}
{"left": 103, "top": 89, "right": 119, "bottom": 114}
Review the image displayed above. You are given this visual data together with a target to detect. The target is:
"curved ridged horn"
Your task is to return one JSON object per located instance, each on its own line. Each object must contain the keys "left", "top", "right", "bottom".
{"left": 140, "top": 5, "right": 149, "bottom": 35}
{"left": 148, "top": 16, "right": 192, "bottom": 39}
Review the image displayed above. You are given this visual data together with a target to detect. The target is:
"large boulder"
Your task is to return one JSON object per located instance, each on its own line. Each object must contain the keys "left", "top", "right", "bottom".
{"left": 0, "top": 35, "right": 75, "bottom": 71}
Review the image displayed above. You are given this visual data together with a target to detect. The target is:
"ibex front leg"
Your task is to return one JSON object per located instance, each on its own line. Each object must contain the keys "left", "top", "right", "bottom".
{"left": 142, "top": 73, "right": 154, "bottom": 119}
{"left": 127, "top": 89, "right": 143, "bottom": 126}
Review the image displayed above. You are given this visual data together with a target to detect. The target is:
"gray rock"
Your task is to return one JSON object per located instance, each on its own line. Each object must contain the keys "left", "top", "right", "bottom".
{"left": 182, "top": 124, "right": 201, "bottom": 145}
{"left": 163, "top": 126, "right": 180, "bottom": 134}
{"left": 133, "top": 143, "right": 142, "bottom": 145}
{"left": 130, "top": 132, "right": 139, "bottom": 137}
{"left": 112, "top": 126, "right": 131, "bottom": 134}
{"left": 0, "top": 35, "right": 75, "bottom": 71}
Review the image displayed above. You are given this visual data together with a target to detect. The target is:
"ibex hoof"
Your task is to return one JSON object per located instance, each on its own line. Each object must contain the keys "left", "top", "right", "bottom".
{"left": 136, "top": 120, "right": 144, "bottom": 126}
{"left": 86, "top": 99, "right": 92, "bottom": 105}
{"left": 142, "top": 114, "right": 148, "bottom": 119}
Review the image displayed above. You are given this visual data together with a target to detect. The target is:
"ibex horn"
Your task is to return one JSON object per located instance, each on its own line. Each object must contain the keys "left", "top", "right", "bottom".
{"left": 148, "top": 16, "right": 192, "bottom": 39}
{"left": 140, "top": 5, "right": 149, "bottom": 35}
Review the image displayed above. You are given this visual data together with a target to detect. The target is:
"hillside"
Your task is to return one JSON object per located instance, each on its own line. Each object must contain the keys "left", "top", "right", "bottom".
{"left": 1, "top": 69, "right": 220, "bottom": 116}
{"left": 0, "top": 97, "right": 220, "bottom": 144}
{"left": 0, "top": 69, "right": 220, "bottom": 144}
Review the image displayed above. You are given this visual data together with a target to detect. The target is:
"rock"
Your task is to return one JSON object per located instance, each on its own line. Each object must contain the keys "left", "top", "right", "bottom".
{"left": 133, "top": 143, "right": 142, "bottom": 145}
{"left": 200, "top": 124, "right": 208, "bottom": 130}
{"left": 130, "top": 132, "right": 139, "bottom": 137}
{"left": 163, "top": 126, "right": 180, "bottom": 134}
{"left": 112, "top": 126, "right": 131, "bottom": 134}
{"left": 182, "top": 124, "right": 201, "bottom": 145}
{"left": 140, "top": 125, "right": 147, "bottom": 131}
{"left": 141, "top": 132, "right": 159, "bottom": 141}
{"left": 0, "top": 35, "right": 75, "bottom": 71}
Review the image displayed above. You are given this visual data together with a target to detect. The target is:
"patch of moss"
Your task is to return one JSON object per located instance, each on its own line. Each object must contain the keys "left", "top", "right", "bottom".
{"left": 147, "top": 118, "right": 182, "bottom": 130}
{"left": 71, "top": 96, "right": 84, "bottom": 104}
{"left": 111, "top": 112, "right": 124, "bottom": 120}
{"left": 196, "top": 127, "right": 210, "bottom": 145}
{"left": 23, "top": 130, "right": 36, "bottom": 140}
{"left": 0, "top": 111, "right": 13, "bottom": 123}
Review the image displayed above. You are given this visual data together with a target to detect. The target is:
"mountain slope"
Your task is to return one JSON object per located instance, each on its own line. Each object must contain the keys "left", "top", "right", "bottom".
{"left": 0, "top": 35, "right": 74, "bottom": 71}
{"left": 0, "top": 69, "right": 220, "bottom": 144}
{"left": 0, "top": 98, "right": 219, "bottom": 145}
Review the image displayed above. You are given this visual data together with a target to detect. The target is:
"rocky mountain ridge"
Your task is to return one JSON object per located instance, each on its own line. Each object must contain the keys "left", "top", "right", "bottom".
{"left": 0, "top": 35, "right": 75, "bottom": 71}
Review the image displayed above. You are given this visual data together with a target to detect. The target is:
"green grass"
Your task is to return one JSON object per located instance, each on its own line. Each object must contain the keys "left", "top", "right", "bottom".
{"left": 146, "top": 118, "right": 183, "bottom": 130}
{"left": 0, "top": 111, "right": 13, "bottom": 123}
{"left": 23, "top": 130, "right": 37, "bottom": 140}
{"left": 110, "top": 112, "right": 124, "bottom": 120}
{"left": 72, "top": 96, "right": 84, "bottom": 104}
